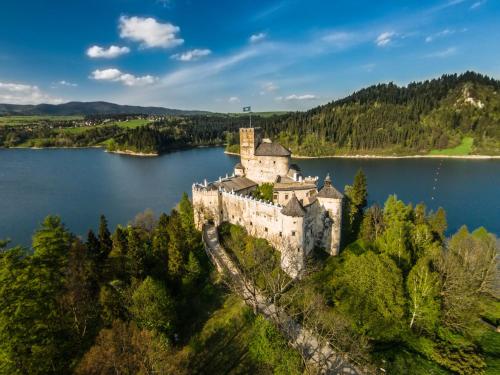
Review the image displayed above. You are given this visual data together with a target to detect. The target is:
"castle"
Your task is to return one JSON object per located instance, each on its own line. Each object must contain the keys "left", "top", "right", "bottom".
{"left": 192, "top": 127, "right": 343, "bottom": 278}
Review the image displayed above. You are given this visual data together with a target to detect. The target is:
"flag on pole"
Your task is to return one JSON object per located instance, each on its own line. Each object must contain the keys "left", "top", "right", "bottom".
{"left": 242, "top": 106, "right": 251, "bottom": 112}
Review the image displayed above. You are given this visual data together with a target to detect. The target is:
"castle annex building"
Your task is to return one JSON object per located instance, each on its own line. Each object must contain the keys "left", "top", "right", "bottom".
{"left": 193, "top": 127, "right": 343, "bottom": 278}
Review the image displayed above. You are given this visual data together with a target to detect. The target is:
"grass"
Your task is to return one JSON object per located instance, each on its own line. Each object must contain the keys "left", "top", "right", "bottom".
{"left": 57, "top": 126, "right": 103, "bottom": 134}
{"left": 108, "top": 118, "right": 151, "bottom": 128}
{"left": 430, "top": 137, "right": 474, "bottom": 156}
{"left": 0, "top": 115, "right": 83, "bottom": 126}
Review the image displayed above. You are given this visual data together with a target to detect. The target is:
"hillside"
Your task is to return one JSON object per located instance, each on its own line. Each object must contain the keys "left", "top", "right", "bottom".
{"left": 256, "top": 71, "right": 500, "bottom": 156}
{"left": 0, "top": 101, "right": 210, "bottom": 116}
{"left": 1, "top": 72, "right": 499, "bottom": 156}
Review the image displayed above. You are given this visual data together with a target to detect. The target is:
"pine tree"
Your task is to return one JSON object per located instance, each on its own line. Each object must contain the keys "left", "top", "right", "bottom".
{"left": 344, "top": 169, "right": 368, "bottom": 242}
{"left": 98, "top": 215, "right": 113, "bottom": 259}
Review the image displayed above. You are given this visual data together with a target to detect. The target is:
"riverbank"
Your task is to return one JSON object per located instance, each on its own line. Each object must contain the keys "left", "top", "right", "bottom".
{"left": 106, "top": 149, "right": 158, "bottom": 157}
{"left": 224, "top": 150, "right": 500, "bottom": 160}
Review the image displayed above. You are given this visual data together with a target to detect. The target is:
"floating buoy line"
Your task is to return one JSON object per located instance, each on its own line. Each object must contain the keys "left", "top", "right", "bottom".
{"left": 431, "top": 160, "right": 443, "bottom": 201}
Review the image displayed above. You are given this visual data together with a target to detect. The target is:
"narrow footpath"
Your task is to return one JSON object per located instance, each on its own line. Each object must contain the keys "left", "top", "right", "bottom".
{"left": 202, "top": 224, "right": 366, "bottom": 375}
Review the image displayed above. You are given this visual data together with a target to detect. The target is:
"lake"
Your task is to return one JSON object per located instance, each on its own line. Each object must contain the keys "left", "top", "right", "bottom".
{"left": 1, "top": 147, "right": 499, "bottom": 247}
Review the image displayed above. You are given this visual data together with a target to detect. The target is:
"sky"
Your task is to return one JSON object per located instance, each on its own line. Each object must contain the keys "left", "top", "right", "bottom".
{"left": 0, "top": 0, "right": 499, "bottom": 112}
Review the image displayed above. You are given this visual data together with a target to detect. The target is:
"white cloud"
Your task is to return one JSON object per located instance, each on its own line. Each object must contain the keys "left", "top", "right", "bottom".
{"left": 276, "top": 94, "right": 318, "bottom": 101}
{"left": 321, "top": 31, "right": 360, "bottom": 48}
{"left": 160, "top": 48, "right": 259, "bottom": 87}
{"left": 425, "top": 46, "right": 457, "bottom": 58}
{"left": 171, "top": 48, "right": 212, "bottom": 61}
{"left": 249, "top": 32, "right": 267, "bottom": 43}
{"left": 375, "top": 31, "right": 396, "bottom": 47}
{"left": 0, "top": 82, "right": 64, "bottom": 104}
{"left": 119, "top": 16, "right": 183, "bottom": 48}
{"left": 228, "top": 96, "right": 240, "bottom": 103}
{"left": 90, "top": 68, "right": 157, "bottom": 86}
{"left": 425, "top": 28, "right": 455, "bottom": 43}
{"left": 470, "top": 0, "right": 486, "bottom": 9}
{"left": 58, "top": 80, "right": 78, "bottom": 87}
{"left": 260, "top": 81, "right": 278, "bottom": 95}
{"left": 86, "top": 45, "right": 130, "bottom": 58}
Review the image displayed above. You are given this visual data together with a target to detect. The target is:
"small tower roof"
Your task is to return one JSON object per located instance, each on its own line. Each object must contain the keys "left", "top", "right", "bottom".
{"left": 281, "top": 193, "right": 306, "bottom": 217}
{"left": 317, "top": 174, "right": 343, "bottom": 199}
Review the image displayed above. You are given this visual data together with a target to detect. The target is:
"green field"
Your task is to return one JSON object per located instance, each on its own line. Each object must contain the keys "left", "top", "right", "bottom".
{"left": 0, "top": 115, "right": 83, "bottom": 126}
{"left": 108, "top": 118, "right": 151, "bottom": 128}
{"left": 430, "top": 137, "right": 474, "bottom": 155}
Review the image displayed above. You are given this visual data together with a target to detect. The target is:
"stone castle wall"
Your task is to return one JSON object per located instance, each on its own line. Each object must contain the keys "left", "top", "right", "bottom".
{"left": 243, "top": 155, "right": 289, "bottom": 184}
{"left": 193, "top": 185, "right": 305, "bottom": 277}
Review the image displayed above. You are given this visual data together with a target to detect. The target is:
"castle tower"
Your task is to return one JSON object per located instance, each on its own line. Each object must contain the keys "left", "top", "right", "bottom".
{"left": 239, "top": 127, "right": 263, "bottom": 169}
{"left": 316, "top": 174, "right": 344, "bottom": 256}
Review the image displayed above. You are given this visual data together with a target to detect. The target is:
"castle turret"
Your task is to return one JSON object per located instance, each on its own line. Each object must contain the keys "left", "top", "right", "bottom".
{"left": 280, "top": 193, "right": 306, "bottom": 277}
{"left": 316, "top": 173, "right": 343, "bottom": 255}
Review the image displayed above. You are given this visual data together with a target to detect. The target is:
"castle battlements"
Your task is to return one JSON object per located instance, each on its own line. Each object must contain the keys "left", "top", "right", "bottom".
{"left": 192, "top": 127, "right": 343, "bottom": 278}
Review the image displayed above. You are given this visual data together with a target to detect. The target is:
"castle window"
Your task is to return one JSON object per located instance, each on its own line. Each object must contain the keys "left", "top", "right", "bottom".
{"left": 279, "top": 232, "right": 282, "bottom": 237}
{"left": 285, "top": 194, "right": 289, "bottom": 200}
{"left": 250, "top": 221, "right": 253, "bottom": 226}
{"left": 265, "top": 227, "right": 268, "bottom": 232}
{"left": 291, "top": 231, "right": 296, "bottom": 236}
{"left": 273, "top": 161, "right": 276, "bottom": 164}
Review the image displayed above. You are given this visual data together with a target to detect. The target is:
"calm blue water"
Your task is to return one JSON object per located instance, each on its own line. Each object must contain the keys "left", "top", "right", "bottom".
{"left": 0, "top": 147, "right": 499, "bottom": 246}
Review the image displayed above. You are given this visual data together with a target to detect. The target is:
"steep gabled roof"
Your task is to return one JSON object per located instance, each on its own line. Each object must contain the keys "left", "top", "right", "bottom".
{"left": 255, "top": 142, "right": 291, "bottom": 157}
{"left": 317, "top": 174, "right": 343, "bottom": 199}
{"left": 281, "top": 194, "right": 306, "bottom": 217}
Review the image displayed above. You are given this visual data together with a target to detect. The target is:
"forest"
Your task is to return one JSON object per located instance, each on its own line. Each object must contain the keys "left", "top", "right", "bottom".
{"left": 0, "top": 172, "right": 498, "bottom": 374}
{"left": 1, "top": 71, "right": 499, "bottom": 156}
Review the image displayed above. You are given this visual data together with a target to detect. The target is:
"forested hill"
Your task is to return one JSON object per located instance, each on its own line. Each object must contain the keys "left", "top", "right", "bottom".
{"left": 258, "top": 71, "right": 500, "bottom": 156}
{"left": 2, "top": 72, "right": 499, "bottom": 156}
{"left": 0, "top": 101, "right": 210, "bottom": 116}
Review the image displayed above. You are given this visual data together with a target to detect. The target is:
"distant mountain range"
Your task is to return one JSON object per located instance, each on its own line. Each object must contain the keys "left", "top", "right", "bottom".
{"left": 0, "top": 101, "right": 210, "bottom": 116}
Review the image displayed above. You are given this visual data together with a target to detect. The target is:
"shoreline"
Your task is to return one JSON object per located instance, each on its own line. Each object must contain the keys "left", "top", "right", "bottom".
{"left": 225, "top": 150, "right": 500, "bottom": 160}
{"left": 106, "top": 149, "right": 159, "bottom": 157}
{"left": 3, "top": 146, "right": 499, "bottom": 159}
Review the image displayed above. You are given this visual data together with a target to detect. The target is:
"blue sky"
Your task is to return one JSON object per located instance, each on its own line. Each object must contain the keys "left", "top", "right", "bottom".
{"left": 0, "top": 0, "right": 499, "bottom": 112}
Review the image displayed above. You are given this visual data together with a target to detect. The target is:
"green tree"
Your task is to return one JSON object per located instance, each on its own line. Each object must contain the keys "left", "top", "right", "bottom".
{"left": 428, "top": 207, "right": 447, "bottom": 240}
{"left": 376, "top": 195, "right": 414, "bottom": 271}
{"left": 152, "top": 213, "right": 170, "bottom": 280}
{"left": 99, "top": 280, "right": 129, "bottom": 326}
{"left": 130, "top": 277, "right": 175, "bottom": 338}
{"left": 344, "top": 169, "right": 368, "bottom": 241}
{"left": 249, "top": 315, "right": 303, "bottom": 375}
{"left": 0, "top": 217, "right": 74, "bottom": 374}
{"left": 407, "top": 257, "right": 441, "bottom": 332}
{"left": 334, "top": 251, "right": 406, "bottom": 340}
{"left": 166, "top": 211, "right": 186, "bottom": 281}
{"left": 98, "top": 215, "right": 113, "bottom": 259}
{"left": 127, "top": 228, "right": 148, "bottom": 279}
